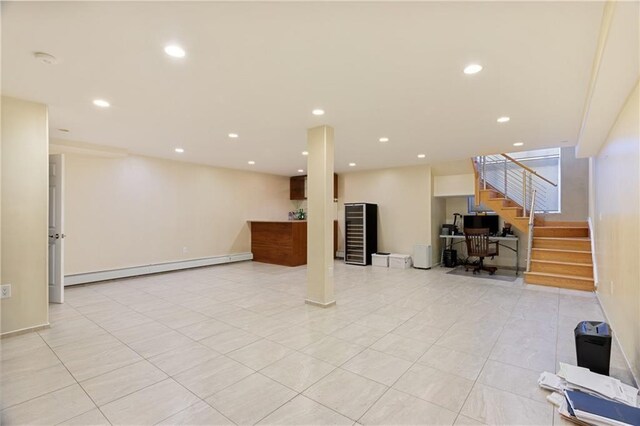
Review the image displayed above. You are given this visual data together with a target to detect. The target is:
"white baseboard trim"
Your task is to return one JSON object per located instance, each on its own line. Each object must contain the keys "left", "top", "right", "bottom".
{"left": 1, "top": 323, "right": 50, "bottom": 338}
{"left": 588, "top": 217, "right": 599, "bottom": 289}
{"left": 595, "top": 291, "right": 639, "bottom": 387}
{"left": 64, "top": 252, "right": 253, "bottom": 286}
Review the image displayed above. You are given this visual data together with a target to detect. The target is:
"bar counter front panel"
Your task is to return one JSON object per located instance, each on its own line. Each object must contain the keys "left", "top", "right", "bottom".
{"left": 249, "top": 221, "right": 338, "bottom": 267}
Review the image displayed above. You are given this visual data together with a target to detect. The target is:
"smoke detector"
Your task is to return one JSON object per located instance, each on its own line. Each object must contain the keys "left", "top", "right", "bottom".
{"left": 33, "top": 52, "right": 58, "bottom": 65}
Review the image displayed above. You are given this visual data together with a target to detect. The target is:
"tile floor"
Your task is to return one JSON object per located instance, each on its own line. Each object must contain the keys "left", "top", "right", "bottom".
{"left": 1, "top": 261, "right": 635, "bottom": 425}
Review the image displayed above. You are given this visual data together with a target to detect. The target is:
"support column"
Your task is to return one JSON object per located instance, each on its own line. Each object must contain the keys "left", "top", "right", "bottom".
{"left": 306, "top": 125, "right": 335, "bottom": 307}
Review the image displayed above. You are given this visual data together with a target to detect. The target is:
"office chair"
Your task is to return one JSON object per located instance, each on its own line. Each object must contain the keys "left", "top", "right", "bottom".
{"left": 464, "top": 228, "right": 499, "bottom": 275}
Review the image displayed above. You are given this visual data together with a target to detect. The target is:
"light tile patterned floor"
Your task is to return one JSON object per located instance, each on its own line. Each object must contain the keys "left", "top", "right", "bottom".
{"left": 1, "top": 261, "right": 635, "bottom": 425}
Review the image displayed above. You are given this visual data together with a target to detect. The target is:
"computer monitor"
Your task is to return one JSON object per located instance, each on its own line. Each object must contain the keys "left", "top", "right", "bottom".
{"left": 463, "top": 215, "right": 500, "bottom": 235}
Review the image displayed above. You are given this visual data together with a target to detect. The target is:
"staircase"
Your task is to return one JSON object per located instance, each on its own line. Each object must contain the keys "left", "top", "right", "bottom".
{"left": 473, "top": 155, "right": 594, "bottom": 291}
{"left": 526, "top": 221, "right": 594, "bottom": 291}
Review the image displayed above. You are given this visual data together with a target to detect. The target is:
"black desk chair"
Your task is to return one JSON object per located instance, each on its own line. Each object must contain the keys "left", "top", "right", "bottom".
{"left": 464, "top": 228, "right": 499, "bottom": 275}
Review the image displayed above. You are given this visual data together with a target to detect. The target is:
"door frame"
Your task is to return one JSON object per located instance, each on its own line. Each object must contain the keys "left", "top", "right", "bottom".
{"left": 48, "top": 154, "right": 65, "bottom": 303}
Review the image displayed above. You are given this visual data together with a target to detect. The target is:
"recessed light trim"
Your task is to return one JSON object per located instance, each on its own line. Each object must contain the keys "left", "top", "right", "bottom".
{"left": 175, "top": 148, "right": 184, "bottom": 153}
{"left": 93, "top": 99, "right": 110, "bottom": 108}
{"left": 463, "top": 64, "right": 483, "bottom": 74}
{"left": 417, "top": 154, "right": 426, "bottom": 159}
{"left": 497, "top": 116, "right": 510, "bottom": 123}
{"left": 379, "top": 137, "right": 389, "bottom": 143}
{"left": 312, "top": 109, "right": 325, "bottom": 116}
{"left": 164, "top": 45, "right": 186, "bottom": 58}
{"left": 298, "top": 169, "right": 304, "bottom": 173}
{"left": 513, "top": 142, "right": 524, "bottom": 147}
{"left": 228, "top": 133, "right": 239, "bottom": 138}
{"left": 348, "top": 162, "right": 356, "bottom": 167}
{"left": 248, "top": 160, "right": 255, "bottom": 165}
{"left": 302, "top": 151, "right": 309, "bottom": 156}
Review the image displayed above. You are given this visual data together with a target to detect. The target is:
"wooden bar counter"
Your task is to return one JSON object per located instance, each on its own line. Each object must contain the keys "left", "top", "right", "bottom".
{"left": 250, "top": 221, "right": 307, "bottom": 266}
{"left": 249, "top": 220, "right": 338, "bottom": 267}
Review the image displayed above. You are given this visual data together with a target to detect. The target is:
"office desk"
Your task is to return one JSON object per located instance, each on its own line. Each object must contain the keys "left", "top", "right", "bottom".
{"left": 439, "top": 234, "right": 520, "bottom": 275}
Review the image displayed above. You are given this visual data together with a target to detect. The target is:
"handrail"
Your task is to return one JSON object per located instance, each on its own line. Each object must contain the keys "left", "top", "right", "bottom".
{"left": 501, "top": 153, "right": 558, "bottom": 187}
{"left": 526, "top": 189, "right": 537, "bottom": 273}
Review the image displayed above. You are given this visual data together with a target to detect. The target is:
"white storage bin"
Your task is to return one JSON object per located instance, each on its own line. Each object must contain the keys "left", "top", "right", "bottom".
{"left": 372, "top": 253, "right": 389, "bottom": 267}
{"left": 389, "top": 253, "right": 412, "bottom": 269}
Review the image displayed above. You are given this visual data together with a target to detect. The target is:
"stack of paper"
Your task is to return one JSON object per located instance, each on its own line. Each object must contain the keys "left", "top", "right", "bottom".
{"left": 558, "top": 363, "right": 638, "bottom": 407}
{"left": 538, "top": 362, "right": 640, "bottom": 425}
{"left": 564, "top": 390, "right": 640, "bottom": 426}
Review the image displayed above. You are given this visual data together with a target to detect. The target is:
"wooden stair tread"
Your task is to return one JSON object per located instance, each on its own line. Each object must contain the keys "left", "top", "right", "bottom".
{"left": 533, "top": 237, "right": 590, "bottom": 241}
{"left": 524, "top": 271, "right": 594, "bottom": 282}
{"left": 543, "top": 221, "right": 589, "bottom": 227}
{"left": 530, "top": 259, "right": 593, "bottom": 267}
{"left": 502, "top": 206, "right": 522, "bottom": 210}
{"left": 532, "top": 248, "right": 591, "bottom": 254}
{"left": 534, "top": 226, "right": 588, "bottom": 229}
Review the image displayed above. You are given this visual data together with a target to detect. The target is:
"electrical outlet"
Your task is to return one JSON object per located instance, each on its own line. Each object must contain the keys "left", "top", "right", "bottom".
{"left": 182, "top": 246, "right": 188, "bottom": 254}
{"left": 610, "top": 280, "right": 614, "bottom": 295}
{"left": 1, "top": 284, "right": 11, "bottom": 299}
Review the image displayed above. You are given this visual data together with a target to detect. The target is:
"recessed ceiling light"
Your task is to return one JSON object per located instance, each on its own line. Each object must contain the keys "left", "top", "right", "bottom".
{"left": 302, "top": 151, "right": 309, "bottom": 156}
{"left": 58, "top": 128, "right": 70, "bottom": 133}
{"left": 463, "top": 64, "right": 483, "bottom": 74}
{"left": 379, "top": 137, "right": 389, "bottom": 143}
{"left": 497, "top": 116, "right": 510, "bottom": 123}
{"left": 175, "top": 148, "right": 184, "bottom": 153}
{"left": 93, "top": 99, "right": 110, "bottom": 108}
{"left": 33, "top": 51, "right": 58, "bottom": 65}
{"left": 164, "top": 45, "right": 186, "bottom": 58}
{"left": 417, "top": 154, "right": 426, "bottom": 159}
{"left": 312, "top": 109, "right": 325, "bottom": 116}
{"left": 228, "top": 133, "right": 239, "bottom": 138}
{"left": 298, "top": 169, "right": 304, "bottom": 173}
{"left": 349, "top": 162, "right": 356, "bottom": 167}
{"left": 513, "top": 142, "right": 524, "bottom": 147}
{"left": 248, "top": 160, "right": 255, "bottom": 165}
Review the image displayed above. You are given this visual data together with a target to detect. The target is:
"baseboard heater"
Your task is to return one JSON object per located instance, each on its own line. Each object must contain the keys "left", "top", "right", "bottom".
{"left": 64, "top": 252, "right": 253, "bottom": 286}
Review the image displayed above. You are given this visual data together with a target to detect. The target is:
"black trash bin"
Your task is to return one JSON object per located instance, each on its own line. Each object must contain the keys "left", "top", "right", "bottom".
{"left": 443, "top": 249, "right": 457, "bottom": 268}
{"left": 574, "top": 321, "right": 612, "bottom": 376}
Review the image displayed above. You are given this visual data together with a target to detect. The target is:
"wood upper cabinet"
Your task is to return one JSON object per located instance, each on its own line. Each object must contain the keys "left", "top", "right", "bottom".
{"left": 290, "top": 174, "right": 338, "bottom": 201}
{"left": 290, "top": 176, "right": 306, "bottom": 200}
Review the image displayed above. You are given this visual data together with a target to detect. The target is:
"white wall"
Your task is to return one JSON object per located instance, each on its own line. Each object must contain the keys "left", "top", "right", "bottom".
{"left": 540, "top": 146, "right": 589, "bottom": 220}
{"left": 1, "top": 97, "right": 49, "bottom": 335}
{"left": 62, "top": 151, "right": 291, "bottom": 275}
{"left": 430, "top": 179, "right": 447, "bottom": 265}
{"left": 592, "top": 83, "right": 640, "bottom": 381}
{"left": 337, "top": 166, "right": 432, "bottom": 256}
{"left": 433, "top": 174, "right": 474, "bottom": 197}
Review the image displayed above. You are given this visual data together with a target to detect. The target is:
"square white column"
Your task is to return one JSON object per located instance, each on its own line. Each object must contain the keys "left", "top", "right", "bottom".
{"left": 306, "top": 125, "right": 335, "bottom": 307}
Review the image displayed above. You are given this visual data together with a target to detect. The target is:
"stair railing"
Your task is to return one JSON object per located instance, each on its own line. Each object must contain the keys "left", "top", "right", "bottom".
{"left": 526, "top": 189, "right": 537, "bottom": 273}
{"left": 474, "top": 153, "right": 558, "bottom": 214}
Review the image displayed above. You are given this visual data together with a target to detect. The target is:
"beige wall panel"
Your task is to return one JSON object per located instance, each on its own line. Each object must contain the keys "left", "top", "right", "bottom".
{"left": 1, "top": 97, "right": 49, "bottom": 334}
{"left": 593, "top": 83, "right": 640, "bottom": 381}
{"left": 64, "top": 154, "right": 291, "bottom": 275}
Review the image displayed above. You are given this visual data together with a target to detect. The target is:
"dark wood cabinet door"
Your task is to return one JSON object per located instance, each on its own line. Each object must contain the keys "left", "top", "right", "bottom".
{"left": 290, "top": 176, "right": 306, "bottom": 200}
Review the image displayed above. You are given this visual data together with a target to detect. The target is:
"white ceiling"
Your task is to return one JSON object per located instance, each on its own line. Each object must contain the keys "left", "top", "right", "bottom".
{"left": 2, "top": 1, "right": 606, "bottom": 175}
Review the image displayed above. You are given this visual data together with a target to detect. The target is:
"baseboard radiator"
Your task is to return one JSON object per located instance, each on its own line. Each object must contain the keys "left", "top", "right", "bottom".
{"left": 64, "top": 252, "right": 253, "bottom": 286}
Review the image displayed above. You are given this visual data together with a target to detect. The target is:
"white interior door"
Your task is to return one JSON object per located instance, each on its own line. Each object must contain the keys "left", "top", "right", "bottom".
{"left": 48, "top": 154, "right": 65, "bottom": 303}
